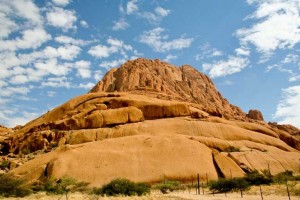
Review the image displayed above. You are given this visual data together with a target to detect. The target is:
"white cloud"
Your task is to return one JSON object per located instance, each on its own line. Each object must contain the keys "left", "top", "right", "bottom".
{"left": 47, "top": 91, "right": 56, "bottom": 97}
{"left": 88, "top": 45, "right": 113, "bottom": 58}
{"left": 0, "top": 86, "right": 30, "bottom": 97}
{"left": 274, "top": 85, "right": 300, "bottom": 127}
{"left": 202, "top": 56, "right": 249, "bottom": 78}
{"left": 236, "top": 0, "right": 300, "bottom": 56}
{"left": 282, "top": 53, "right": 299, "bottom": 64}
{"left": 78, "top": 82, "right": 95, "bottom": 90}
{"left": 164, "top": 54, "right": 177, "bottom": 62}
{"left": 52, "top": 0, "right": 71, "bottom": 7}
{"left": 155, "top": 7, "right": 170, "bottom": 17}
{"left": 9, "top": 74, "right": 29, "bottom": 84}
{"left": 235, "top": 47, "right": 251, "bottom": 56}
{"left": 127, "top": 0, "right": 138, "bottom": 15}
{"left": 138, "top": 7, "right": 170, "bottom": 24}
{"left": 94, "top": 70, "right": 104, "bottom": 81}
{"left": 46, "top": 7, "right": 77, "bottom": 31}
{"left": 0, "top": 0, "right": 42, "bottom": 31}
{"left": 0, "top": 28, "right": 51, "bottom": 51}
{"left": 43, "top": 45, "right": 81, "bottom": 60}
{"left": 88, "top": 38, "right": 132, "bottom": 58}
{"left": 75, "top": 60, "right": 91, "bottom": 79}
{"left": 139, "top": 27, "right": 193, "bottom": 52}
{"left": 195, "top": 43, "right": 223, "bottom": 61}
{"left": 41, "top": 76, "right": 71, "bottom": 88}
{"left": 99, "top": 59, "right": 126, "bottom": 70}
{"left": 54, "top": 35, "right": 88, "bottom": 46}
{"left": 35, "top": 59, "right": 72, "bottom": 77}
{"left": 0, "top": 11, "right": 18, "bottom": 39}
{"left": 112, "top": 18, "right": 130, "bottom": 31}
{"left": 80, "top": 20, "right": 89, "bottom": 28}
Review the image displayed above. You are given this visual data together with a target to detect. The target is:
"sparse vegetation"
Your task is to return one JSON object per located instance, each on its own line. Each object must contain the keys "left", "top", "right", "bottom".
{"left": 35, "top": 176, "right": 89, "bottom": 199}
{"left": 92, "top": 178, "right": 150, "bottom": 196}
{"left": 153, "top": 180, "right": 182, "bottom": 194}
{"left": 224, "top": 146, "right": 240, "bottom": 152}
{"left": 0, "top": 160, "right": 9, "bottom": 170}
{"left": 209, "top": 178, "right": 250, "bottom": 194}
{"left": 0, "top": 174, "right": 32, "bottom": 197}
{"left": 245, "top": 170, "right": 272, "bottom": 185}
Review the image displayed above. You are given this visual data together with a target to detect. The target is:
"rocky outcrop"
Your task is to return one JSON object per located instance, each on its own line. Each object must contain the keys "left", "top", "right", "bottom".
{"left": 90, "top": 58, "right": 245, "bottom": 120}
{"left": 2, "top": 58, "right": 300, "bottom": 187}
{"left": 247, "top": 109, "right": 264, "bottom": 121}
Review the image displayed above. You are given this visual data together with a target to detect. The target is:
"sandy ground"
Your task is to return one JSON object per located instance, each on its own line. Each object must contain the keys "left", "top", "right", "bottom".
{"left": 2, "top": 184, "right": 300, "bottom": 200}
{"left": 2, "top": 193, "right": 300, "bottom": 200}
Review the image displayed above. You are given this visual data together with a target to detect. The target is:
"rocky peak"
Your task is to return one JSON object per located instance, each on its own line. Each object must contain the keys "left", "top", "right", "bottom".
{"left": 90, "top": 58, "right": 245, "bottom": 119}
{"left": 247, "top": 109, "right": 264, "bottom": 121}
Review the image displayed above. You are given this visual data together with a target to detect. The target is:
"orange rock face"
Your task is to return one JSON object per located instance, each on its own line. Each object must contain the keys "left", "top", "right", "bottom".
{"left": 90, "top": 58, "right": 245, "bottom": 120}
{"left": 2, "top": 58, "right": 300, "bottom": 186}
{"left": 247, "top": 109, "right": 264, "bottom": 121}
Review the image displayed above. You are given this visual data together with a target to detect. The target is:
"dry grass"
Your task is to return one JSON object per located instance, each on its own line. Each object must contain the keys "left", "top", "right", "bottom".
{"left": 2, "top": 183, "right": 300, "bottom": 200}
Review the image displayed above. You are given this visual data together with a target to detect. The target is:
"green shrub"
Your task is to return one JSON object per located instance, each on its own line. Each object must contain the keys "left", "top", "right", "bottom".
{"left": 245, "top": 170, "right": 272, "bottom": 185}
{"left": 37, "top": 176, "right": 89, "bottom": 199}
{"left": 0, "top": 160, "right": 9, "bottom": 170}
{"left": 93, "top": 178, "right": 150, "bottom": 196}
{"left": 224, "top": 146, "right": 240, "bottom": 152}
{"left": 209, "top": 178, "right": 250, "bottom": 194}
{"left": 273, "top": 170, "right": 295, "bottom": 183}
{"left": 153, "top": 180, "right": 180, "bottom": 194}
{"left": 0, "top": 174, "right": 32, "bottom": 197}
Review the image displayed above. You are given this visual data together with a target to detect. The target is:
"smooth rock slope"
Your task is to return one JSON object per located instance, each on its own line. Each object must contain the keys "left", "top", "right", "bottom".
{"left": 2, "top": 58, "right": 300, "bottom": 186}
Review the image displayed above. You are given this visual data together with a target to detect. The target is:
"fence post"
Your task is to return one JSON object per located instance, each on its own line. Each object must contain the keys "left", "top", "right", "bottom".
{"left": 197, "top": 174, "right": 200, "bottom": 195}
{"left": 286, "top": 179, "right": 291, "bottom": 200}
{"left": 206, "top": 172, "right": 208, "bottom": 186}
{"left": 259, "top": 185, "right": 263, "bottom": 200}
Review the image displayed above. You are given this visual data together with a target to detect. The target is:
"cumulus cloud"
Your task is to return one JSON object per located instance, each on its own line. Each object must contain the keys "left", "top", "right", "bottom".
{"left": 88, "top": 38, "right": 133, "bottom": 58}
{"left": 99, "top": 59, "right": 126, "bottom": 70}
{"left": 126, "top": 0, "right": 138, "bottom": 15}
{"left": 43, "top": 45, "right": 81, "bottom": 60}
{"left": 46, "top": 7, "right": 77, "bottom": 31}
{"left": 35, "top": 59, "right": 72, "bottom": 77}
{"left": 164, "top": 54, "right": 177, "bottom": 62}
{"left": 236, "top": 0, "right": 300, "bottom": 56}
{"left": 41, "top": 76, "right": 71, "bottom": 88}
{"left": 75, "top": 60, "right": 91, "bottom": 79}
{"left": 80, "top": 20, "right": 89, "bottom": 28}
{"left": 195, "top": 43, "right": 223, "bottom": 61}
{"left": 78, "top": 82, "right": 95, "bottom": 90}
{"left": 281, "top": 53, "right": 299, "bottom": 64}
{"left": 235, "top": 47, "right": 251, "bottom": 56}
{"left": 54, "top": 35, "right": 88, "bottom": 46}
{"left": 0, "top": 28, "right": 51, "bottom": 51}
{"left": 112, "top": 18, "right": 130, "bottom": 31}
{"left": 4, "top": 111, "right": 40, "bottom": 127}
{"left": 52, "top": 0, "right": 71, "bottom": 7}
{"left": 155, "top": 7, "right": 170, "bottom": 17}
{"left": 139, "top": 27, "right": 193, "bottom": 52}
{"left": 274, "top": 85, "right": 300, "bottom": 127}
{"left": 202, "top": 56, "right": 249, "bottom": 78}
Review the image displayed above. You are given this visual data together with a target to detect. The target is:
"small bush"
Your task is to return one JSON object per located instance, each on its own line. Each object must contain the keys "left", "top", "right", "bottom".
{"left": 209, "top": 178, "right": 250, "bottom": 194}
{"left": 153, "top": 180, "right": 180, "bottom": 194}
{"left": 224, "top": 146, "right": 240, "bottom": 152}
{"left": 0, "top": 160, "right": 9, "bottom": 170}
{"left": 273, "top": 170, "right": 295, "bottom": 183}
{"left": 245, "top": 170, "right": 272, "bottom": 185}
{"left": 0, "top": 174, "right": 32, "bottom": 197}
{"left": 37, "top": 176, "right": 89, "bottom": 199}
{"left": 93, "top": 178, "right": 150, "bottom": 196}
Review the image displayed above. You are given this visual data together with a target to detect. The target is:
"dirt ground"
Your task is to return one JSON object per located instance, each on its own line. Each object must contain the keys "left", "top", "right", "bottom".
{"left": 2, "top": 184, "right": 300, "bottom": 200}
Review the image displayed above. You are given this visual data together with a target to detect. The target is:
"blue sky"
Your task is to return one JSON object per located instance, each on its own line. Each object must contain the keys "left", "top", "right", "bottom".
{"left": 0, "top": 0, "right": 299, "bottom": 128}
